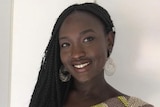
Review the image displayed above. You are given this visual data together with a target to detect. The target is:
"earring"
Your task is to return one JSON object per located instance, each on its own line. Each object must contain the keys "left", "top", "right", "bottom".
{"left": 59, "top": 65, "right": 71, "bottom": 82}
{"left": 104, "top": 57, "right": 116, "bottom": 76}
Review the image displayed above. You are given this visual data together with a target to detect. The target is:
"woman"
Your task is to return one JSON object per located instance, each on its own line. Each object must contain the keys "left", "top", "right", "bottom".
{"left": 29, "top": 3, "right": 153, "bottom": 107}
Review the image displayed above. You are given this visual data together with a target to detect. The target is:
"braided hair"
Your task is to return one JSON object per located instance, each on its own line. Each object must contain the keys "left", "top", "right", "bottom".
{"left": 29, "top": 3, "right": 115, "bottom": 107}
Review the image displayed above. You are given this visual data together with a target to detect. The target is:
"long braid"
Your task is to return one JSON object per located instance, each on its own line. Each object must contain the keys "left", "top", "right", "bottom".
{"left": 29, "top": 3, "right": 115, "bottom": 107}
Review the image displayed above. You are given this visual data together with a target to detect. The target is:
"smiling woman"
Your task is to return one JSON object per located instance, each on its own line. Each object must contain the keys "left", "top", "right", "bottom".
{"left": 59, "top": 11, "right": 109, "bottom": 83}
{"left": 29, "top": 3, "right": 154, "bottom": 107}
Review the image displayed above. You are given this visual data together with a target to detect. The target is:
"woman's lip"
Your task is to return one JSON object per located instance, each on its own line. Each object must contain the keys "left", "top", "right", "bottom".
{"left": 72, "top": 62, "right": 91, "bottom": 73}
{"left": 73, "top": 62, "right": 90, "bottom": 69}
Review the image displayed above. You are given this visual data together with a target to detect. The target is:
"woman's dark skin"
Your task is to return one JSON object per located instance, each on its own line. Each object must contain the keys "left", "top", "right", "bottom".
{"left": 59, "top": 11, "right": 124, "bottom": 107}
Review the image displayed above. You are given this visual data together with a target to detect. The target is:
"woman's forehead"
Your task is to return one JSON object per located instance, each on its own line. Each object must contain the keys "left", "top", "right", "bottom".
{"left": 59, "top": 11, "right": 105, "bottom": 31}
{"left": 59, "top": 12, "right": 104, "bottom": 35}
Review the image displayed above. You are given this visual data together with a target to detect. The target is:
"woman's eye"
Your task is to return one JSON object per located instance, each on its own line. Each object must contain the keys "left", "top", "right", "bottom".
{"left": 83, "top": 36, "right": 95, "bottom": 43}
{"left": 61, "top": 43, "right": 70, "bottom": 48}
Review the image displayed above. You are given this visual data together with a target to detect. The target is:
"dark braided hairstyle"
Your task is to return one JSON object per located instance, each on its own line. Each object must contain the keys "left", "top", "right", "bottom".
{"left": 29, "top": 3, "right": 115, "bottom": 107}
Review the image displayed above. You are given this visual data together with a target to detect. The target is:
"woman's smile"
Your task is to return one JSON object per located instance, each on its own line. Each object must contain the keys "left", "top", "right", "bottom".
{"left": 73, "top": 63, "right": 91, "bottom": 73}
{"left": 70, "top": 57, "right": 92, "bottom": 73}
{"left": 59, "top": 11, "right": 109, "bottom": 82}
{"left": 73, "top": 62, "right": 90, "bottom": 69}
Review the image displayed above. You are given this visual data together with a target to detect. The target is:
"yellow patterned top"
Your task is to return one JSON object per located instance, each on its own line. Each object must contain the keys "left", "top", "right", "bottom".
{"left": 91, "top": 103, "right": 108, "bottom": 107}
{"left": 91, "top": 96, "right": 153, "bottom": 107}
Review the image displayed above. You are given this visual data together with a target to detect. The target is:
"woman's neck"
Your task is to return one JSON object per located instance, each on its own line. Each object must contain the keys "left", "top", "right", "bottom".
{"left": 73, "top": 72, "right": 108, "bottom": 97}
{"left": 64, "top": 72, "right": 125, "bottom": 107}
{"left": 72, "top": 72, "right": 123, "bottom": 100}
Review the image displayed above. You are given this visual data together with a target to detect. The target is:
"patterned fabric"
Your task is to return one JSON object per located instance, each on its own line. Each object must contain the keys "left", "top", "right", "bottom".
{"left": 91, "top": 96, "right": 153, "bottom": 107}
{"left": 91, "top": 103, "right": 108, "bottom": 107}
{"left": 128, "top": 97, "right": 149, "bottom": 107}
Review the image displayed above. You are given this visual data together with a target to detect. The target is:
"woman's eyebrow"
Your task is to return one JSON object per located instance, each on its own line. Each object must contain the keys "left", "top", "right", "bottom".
{"left": 59, "top": 29, "right": 96, "bottom": 40}
{"left": 80, "top": 29, "right": 95, "bottom": 35}
{"left": 59, "top": 36, "right": 68, "bottom": 40}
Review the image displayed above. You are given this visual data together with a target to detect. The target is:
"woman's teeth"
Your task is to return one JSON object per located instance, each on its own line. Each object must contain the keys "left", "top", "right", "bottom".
{"left": 74, "top": 62, "right": 90, "bottom": 68}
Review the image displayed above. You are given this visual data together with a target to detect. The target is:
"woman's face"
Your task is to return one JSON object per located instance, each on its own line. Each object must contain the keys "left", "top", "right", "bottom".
{"left": 59, "top": 11, "right": 113, "bottom": 82}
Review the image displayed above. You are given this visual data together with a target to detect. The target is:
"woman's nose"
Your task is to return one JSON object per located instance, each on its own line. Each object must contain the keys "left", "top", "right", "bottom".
{"left": 71, "top": 45, "right": 86, "bottom": 60}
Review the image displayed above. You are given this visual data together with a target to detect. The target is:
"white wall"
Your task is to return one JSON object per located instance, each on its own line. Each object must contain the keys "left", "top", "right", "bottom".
{"left": 11, "top": 0, "right": 81, "bottom": 107}
{"left": 99, "top": 0, "right": 160, "bottom": 106}
{"left": 11, "top": 0, "right": 160, "bottom": 107}
{"left": 0, "top": 0, "right": 12, "bottom": 107}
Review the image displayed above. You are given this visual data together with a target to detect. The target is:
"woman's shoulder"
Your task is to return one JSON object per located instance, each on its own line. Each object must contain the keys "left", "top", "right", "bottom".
{"left": 91, "top": 96, "right": 154, "bottom": 107}
{"left": 125, "top": 96, "right": 153, "bottom": 107}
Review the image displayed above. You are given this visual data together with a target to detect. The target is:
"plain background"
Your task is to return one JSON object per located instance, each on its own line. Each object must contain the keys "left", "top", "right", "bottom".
{"left": 0, "top": 0, "right": 11, "bottom": 107}
{"left": 0, "top": 0, "right": 160, "bottom": 107}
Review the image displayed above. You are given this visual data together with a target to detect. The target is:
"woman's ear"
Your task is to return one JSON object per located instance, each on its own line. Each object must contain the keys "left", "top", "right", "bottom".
{"left": 105, "top": 31, "right": 115, "bottom": 57}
